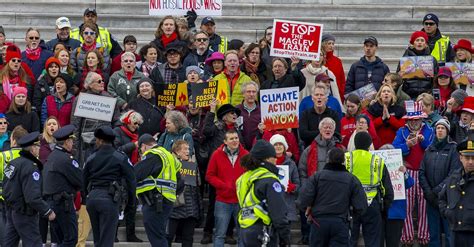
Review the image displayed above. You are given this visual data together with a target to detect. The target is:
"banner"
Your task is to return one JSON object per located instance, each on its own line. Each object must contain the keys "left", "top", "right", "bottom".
{"left": 270, "top": 19, "right": 323, "bottom": 61}
{"left": 190, "top": 80, "right": 218, "bottom": 108}
{"left": 277, "top": 165, "right": 289, "bottom": 192}
{"left": 344, "top": 83, "right": 377, "bottom": 109}
{"left": 179, "top": 160, "right": 198, "bottom": 186}
{"left": 216, "top": 79, "right": 229, "bottom": 105}
{"left": 445, "top": 62, "right": 474, "bottom": 85}
{"left": 73, "top": 93, "right": 117, "bottom": 122}
{"left": 399, "top": 56, "right": 434, "bottom": 79}
{"left": 370, "top": 149, "right": 406, "bottom": 200}
{"left": 156, "top": 83, "right": 188, "bottom": 107}
{"left": 149, "top": 0, "right": 222, "bottom": 16}
{"left": 260, "top": 87, "right": 299, "bottom": 131}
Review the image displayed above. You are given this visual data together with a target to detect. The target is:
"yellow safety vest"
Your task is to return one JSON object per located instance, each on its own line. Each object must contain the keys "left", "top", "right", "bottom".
{"left": 345, "top": 150, "right": 384, "bottom": 205}
{"left": 70, "top": 26, "right": 113, "bottom": 53}
{"left": 218, "top": 36, "right": 228, "bottom": 54}
{"left": 0, "top": 148, "right": 21, "bottom": 200}
{"left": 135, "top": 147, "right": 181, "bottom": 202}
{"left": 236, "top": 167, "right": 279, "bottom": 228}
{"left": 431, "top": 35, "right": 450, "bottom": 64}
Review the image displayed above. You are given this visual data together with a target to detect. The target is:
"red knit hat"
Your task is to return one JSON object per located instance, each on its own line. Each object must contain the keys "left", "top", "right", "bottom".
{"left": 12, "top": 87, "right": 28, "bottom": 98}
{"left": 410, "top": 31, "right": 429, "bottom": 45}
{"left": 453, "top": 39, "right": 474, "bottom": 54}
{"left": 5, "top": 44, "right": 21, "bottom": 63}
{"left": 45, "top": 57, "right": 61, "bottom": 70}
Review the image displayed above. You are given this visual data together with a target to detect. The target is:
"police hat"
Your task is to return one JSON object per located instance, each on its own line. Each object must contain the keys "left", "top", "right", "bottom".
{"left": 138, "top": 133, "right": 156, "bottom": 147}
{"left": 458, "top": 135, "right": 474, "bottom": 156}
{"left": 18, "top": 131, "right": 40, "bottom": 148}
{"left": 53, "top": 125, "right": 76, "bottom": 141}
{"left": 94, "top": 126, "right": 115, "bottom": 142}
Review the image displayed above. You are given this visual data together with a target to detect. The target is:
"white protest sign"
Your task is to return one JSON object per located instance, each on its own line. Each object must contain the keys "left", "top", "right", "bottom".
{"left": 277, "top": 165, "right": 289, "bottom": 191}
{"left": 371, "top": 149, "right": 406, "bottom": 200}
{"left": 149, "top": 0, "right": 222, "bottom": 16}
{"left": 260, "top": 87, "right": 299, "bottom": 131}
{"left": 73, "top": 93, "right": 117, "bottom": 122}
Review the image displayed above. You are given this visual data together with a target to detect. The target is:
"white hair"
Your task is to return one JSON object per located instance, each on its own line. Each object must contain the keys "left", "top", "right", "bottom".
{"left": 318, "top": 117, "right": 336, "bottom": 131}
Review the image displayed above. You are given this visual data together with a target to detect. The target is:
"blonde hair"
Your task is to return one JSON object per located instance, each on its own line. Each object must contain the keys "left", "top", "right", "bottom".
{"left": 42, "top": 116, "right": 60, "bottom": 144}
{"left": 376, "top": 84, "right": 397, "bottom": 106}
{"left": 416, "top": 93, "right": 434, "bottom": 111}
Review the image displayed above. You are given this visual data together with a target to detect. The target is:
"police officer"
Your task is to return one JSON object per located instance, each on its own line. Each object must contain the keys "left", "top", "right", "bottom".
{"left": 43, "top": 125, "right": 82, "bottom": 247}
{"left": 83, "top": 126, "right": 136, "bottom": 247}
{"left": 345, "top": 132, "right": 394, "bottom": 247}
{"left": 236, "top": 140, "right": 291, "bottom": 247}
{"left": 3, "top": 131, "right": 56, "bottom": 246}
{"left": 297, "top": 147, "right": 368, "bottom": 246}
{"left": 439, "top": 134, "right": 474, "bottom": 246}
{"left": 134, "top": 134, "right": 183, "bottom": 247}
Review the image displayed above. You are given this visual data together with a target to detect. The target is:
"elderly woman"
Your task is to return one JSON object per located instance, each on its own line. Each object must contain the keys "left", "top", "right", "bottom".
{"left": 151, "top": 16, "right": 187, "bottom": 63}
{"left": 71, "top": 22, "right": 110, "bottom": 76}
{"left": 21, "top": 28, "right": 53, "bottom": 80}
{"left": 204, "top": 52, "right": 225, "bottom": 78}
{"left": 261, "top": 57, "right": 305, "bottom": 90}
{"left": 367, "top": 84, "right": 406, "bottom": 145}
{"left": 33, "top": 57, "right": 61, "bottom": 114}
{"left": 240, "top": 43, "right": 270, "bottom": 85}
{"left": 77, "top": 50, "right": 109, "bottom": 91}
{"left": 41, "top": 73, "right": 75, "bottom": 126}
{"left": 0, "top": 113, "right": 10, "bottom": 151}
{"left": 158, "top": 110, "right": 194, "bottom": 155}
{"left": 343, "top": 114, "right": 380, "bottom": 151}
{"left": 5, "top": 86, "right": 40, "bottom": 132}
{"left": 137, "top": 44, "right": 160, "bottom": 78}
{"left": 107, "top": 52, "right": 146, "bottom": 111}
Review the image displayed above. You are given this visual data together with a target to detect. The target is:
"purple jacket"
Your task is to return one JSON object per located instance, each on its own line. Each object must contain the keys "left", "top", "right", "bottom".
{"left": 39, "top": 137, "right": 54, "bottom": 164}
{"left": 236, "top": 103, "right": 261, "bottom": 150}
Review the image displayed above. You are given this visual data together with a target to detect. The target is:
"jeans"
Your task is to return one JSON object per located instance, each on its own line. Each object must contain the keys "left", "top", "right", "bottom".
{"left": 426, "top": 203, "right": 450, "bottom": 247}
{"left": 142, "top": 200, "right": 173, "bottom": 247}
{"left": 213, "top": 201, "right": 239, "bottom": 247}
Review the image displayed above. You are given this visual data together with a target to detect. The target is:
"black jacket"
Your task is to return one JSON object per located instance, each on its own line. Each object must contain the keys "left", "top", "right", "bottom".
{"left": 261, "top": 69, "right": 305, "bottom": 91}
{"left": 345, "top": 56, "right": 390, "bottom": 94}
{"left": 299, "top": 107, "right": 341, "bottom": 147}
{"left": 202, "top": 111, "right": 244, "bottom": 158}
{"left": 6, "top": 108, "right": 40, "bottom": 133}
{"left": 127, "top": 97, "right": 164, "bottom": 136}
{"left": 33, "top": 74, "right": 55, "bottom": 115}
{"left": 150, "top": 38, "right": 188, "bottom": 64}
{"left": 113, "top": 126, "right": 137, "bottom": 159}
{"left": 296, "top": 162, "right": 368, "bottom": 218}
{"left": 43, "top": 145, "right": 83, "bottom": 195}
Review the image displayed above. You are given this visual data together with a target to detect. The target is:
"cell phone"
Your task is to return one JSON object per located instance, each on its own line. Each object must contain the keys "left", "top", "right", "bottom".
{"left": 432, "top": 88, "right": 441, "bottom": 101}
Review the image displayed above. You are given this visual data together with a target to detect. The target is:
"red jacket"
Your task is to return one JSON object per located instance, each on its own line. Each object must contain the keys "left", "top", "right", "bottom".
{"left": 206, "top": 144, "right": 248, "bottom": 204}
{"left": 325, "top": 51, "right": 345, "bottom": 100}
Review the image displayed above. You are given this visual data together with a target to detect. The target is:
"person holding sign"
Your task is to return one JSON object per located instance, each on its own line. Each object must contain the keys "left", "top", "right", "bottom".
{"left": 240, "top": 43, "right": 271, "bottom": 85}
{"left": 419, "top": 119, "right": 460, "bottom": 246}
{"left": 432, "top": 67, "right": 456, "bottom": 111}
{"left": 261, "top": 57, "right": 305, "bottom": 91}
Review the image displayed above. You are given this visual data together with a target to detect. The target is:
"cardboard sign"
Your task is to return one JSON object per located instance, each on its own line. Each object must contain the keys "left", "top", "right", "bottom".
{"left": 399, "top": 56, "right": 434, "bottom": 79}
{"left": 73, "top": 93, "right": 117, "bottom": 122}
{"left": 270, "top": 19, "right": 323, "bottom": 61}
{"left": 260, "top": 87, "right": 299, "bottom": 131}
{"left": 149, "top": 0, "right": 222, "bottom": 16}
{"left": 277, "top": 165, "right": 289, "bottom": 192}
{"left": 370, "top": 149, "right": 406, "bottom": 200}
{"left": 190, "top": 80, "right": 218, "bottom": 108}
{"left": 445, "top": 62, "right": 474, "bottom": 85}
{"left": 155, "top": 83, "right": 188, "bottom": 107}
{"left": 179, "top": 160, "right": 198, "bottom": 186}
{"left": 216, "top": 78, "right": 230, "bottom": 105}
{"left": 344, "top": 83, "right": 377, "bottom": 109}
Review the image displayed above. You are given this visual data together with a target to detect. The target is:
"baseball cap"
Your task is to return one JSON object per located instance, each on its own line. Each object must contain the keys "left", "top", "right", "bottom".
{"left": 364, "top": 36, "right": 378, "bottom": 46}
{"left": 56, "top": 17, "right": 71, "bottom": 29}
{"left": 84, "top": 7, "right": 97, "bottom": 16}
{"left": 201, "top": 17, "right": 215, "bottom": 26}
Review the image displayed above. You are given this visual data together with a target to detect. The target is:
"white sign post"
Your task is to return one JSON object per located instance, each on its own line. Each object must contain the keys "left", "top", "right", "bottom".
{"left": 149, "top": 0, "right": 222, "bottom": 16}
{"left": 73, "top": 93, "right": 117, "bottom": 122}
{"left": 371, "top": 149, "right": 406, "bottom": 200}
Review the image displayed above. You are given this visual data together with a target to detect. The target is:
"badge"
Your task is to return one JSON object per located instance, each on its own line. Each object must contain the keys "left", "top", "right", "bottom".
{"left": 272, "top": 182, "right": 282, "bottom": 193}
{"left": 32, "top": 172, "right": 40, "bottom": 181}
{"left": 72, "top": 160, "right": 79, "bottom": 168}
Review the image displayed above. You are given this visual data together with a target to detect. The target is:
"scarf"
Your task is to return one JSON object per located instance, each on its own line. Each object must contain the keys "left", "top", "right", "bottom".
{"left": 434, "top": 137, "right": 448, "bottom": 150}
{"left": 243, "top": 58, "right": 260, "bottom": 83}
{"left": 25, "top": 47, "right": 42, "bottom": 61}
{"left": 141, "top": 62, "right": 158, "bottom": 78}
{"left": 125, "top": 71, "right": 134, "bottom": 81}
{"left": 305, "top": 63, "right": 324, "bottom": 75}
{"left": 2, "top": 75, "right": 25, "bottom": 100}
{"left": 81, "top": 42, "right": 97, "bottom": 53}
{"left": 161, "top": 32, "right": 178, "bottom": 48}
{"left": 276, "top": 155, "right": 286, "bottom": 165}
{"left": 119, "top": 125, "right": 139, "bottom": 165}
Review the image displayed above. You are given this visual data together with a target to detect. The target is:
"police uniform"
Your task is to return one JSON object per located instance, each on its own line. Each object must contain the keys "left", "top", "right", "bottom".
{"left": 3, "top": 132, "right": 54, "bottom": 246}
{"left": 439, "top": 138, "right": 474, "bottom": 247}
{"left": 0, "top": 146, "right": 21, "bottom": 244}
{"left": 83, "top": 126, "right": 136, "bottom": 247}
{"left": 135, "top": 134, "right": 183, "bottom": 247}
{"left": 43, "top": 125, "right": 82, "bottom": 247}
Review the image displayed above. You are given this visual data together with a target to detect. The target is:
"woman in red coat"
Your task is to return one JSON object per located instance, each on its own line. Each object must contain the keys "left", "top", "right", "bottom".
{"left": 321, "top": 34, "right": 345, "bottom": 100}
{"left": 41, "top": 73, "right": 75, "bottom": 126}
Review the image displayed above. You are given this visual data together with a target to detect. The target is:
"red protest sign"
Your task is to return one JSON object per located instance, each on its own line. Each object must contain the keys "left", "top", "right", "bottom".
{"left": 270, "top": 19, "right": 323, "bottom": 61}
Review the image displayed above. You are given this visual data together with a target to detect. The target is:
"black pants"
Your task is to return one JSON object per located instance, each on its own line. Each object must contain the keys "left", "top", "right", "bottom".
{"left": 116, "top": 199, "right": 138, "bottom": 239}
{"left": 86, "top": 189, "right": 119, "bottom": 247}
{"left": 142, "top": 200, "right": 173, "bottom": 247}
{"left": 48, "top": 199, "right": 78, "bottom": 247}
{"left": 203, "top": 185, "right": 235, "bottom": 236}
{"left": 4, "top": 207, "right": 42, "bottom": 246}
{"left": 309, "top": 217, "right": 349, "bottom": 247}
{"left": 239, "top": 222, "right": 278, "bottom": 247}
{"left": 381, "top": 218, "right": 404, "bottom": 247}
{"left": 40, "top": 216, "right": 59, "bottom": 244}
{"left": 167, "top": 217, "right": 198, "bottom": 247}
{"left": 350, "top": 199, "right": 382, "bottom": 247}
{"left": 451, "top": 231, "right": 474, "bottom": 247}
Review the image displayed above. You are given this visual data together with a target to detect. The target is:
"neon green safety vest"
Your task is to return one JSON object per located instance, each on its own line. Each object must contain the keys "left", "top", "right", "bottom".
{"left": 345, "top": 150, "right": 384, "bottom": 205}
{"left": 70, "top": 26, "right": 113, "bottom": 53}
{"left": 431, "top": 35, "right": 450, "bottom": 64}
{"left": 0, "top": 148, "right": 21, "bottom": 200}
{"left": 236, "top": 167, "right": 279, "bottom": 229}
{"left": 218, "top": 36, "right": 228, "bottom": 54}
{"left": 135, "top": 147, "right": 182, "bottom": 202}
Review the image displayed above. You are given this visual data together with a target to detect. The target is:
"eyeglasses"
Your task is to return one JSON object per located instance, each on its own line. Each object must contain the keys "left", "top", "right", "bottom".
{"left": 196, "top": 38, "right": 208, "bottom": 42}
{"left": 93, "top": 79, "right": 104, "bottom": 84}
{"left": 84, "top": 31, "right": 96, "bottom": 36}
{"left": 28, "top": 37, "right": 40, "bottom": 40}
{"left": 438, "top": 76, "right": 449, "bottom": 79}
{"left": 424, "top": 22, "right": 436, "bottom": 26}
{"left": 0, "top": 122, "right": 7, "bottom": 125}
{"left": 122, "top": 59, "right": 134, "bottom": 63}
{"left": 11, "top": 58, "right": 22, "bottom": 63}
{"left": 133, "top": 122, "right": 140, "bottom": 126}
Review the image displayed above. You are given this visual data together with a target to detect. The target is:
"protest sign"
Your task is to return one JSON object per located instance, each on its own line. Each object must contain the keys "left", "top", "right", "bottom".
{"left": 371, "top": 149, "right": 406, "bottom": 200}
{"left": 260, "top": 87, "right": 299, "bottom": 131}
{"left": 156, "top": 83, "right": 188, "bottom": 107}
{"left": 399, "top": 56, "right": 434, "bottom": 79}
{"left": 190, "top": 80, "right": 218, "bottom": 108}
{"left": 270, "top": 19, "right": 323, "bottom": 61}
{"left": 73, "top": 93, "right": 117, "bottom": 122}
{"left": 179, "top": 161, "right": 198, "bottom": 186}
{"left": 344, "top": 83, "right": 377, "bottom": 109}
{"left": 149, "top": 0, "right": 222, "bottom": 16}
{"left": 216, "top": 79, "right": 230, "bottom": 105}
{"left": 446, "top": 62, "right": 474, "bottom": 85}
{"left": 277, "top": 165, "right": 290, "bottom": 192}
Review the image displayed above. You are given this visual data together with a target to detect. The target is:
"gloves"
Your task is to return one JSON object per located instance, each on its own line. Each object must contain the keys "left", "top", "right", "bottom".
{"left": 185, "top": 9, "right": 197, "bottom": 29}
{"left": 425, "top": 192, "right": 439, "bottom": 209}
{"left": 286, "top": 182, "right": 296, "bottom": 193}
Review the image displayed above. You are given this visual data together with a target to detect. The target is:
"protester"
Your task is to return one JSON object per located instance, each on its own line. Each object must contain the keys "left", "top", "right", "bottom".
{"left": 240, "top": 43, "right": 270, "bottom": 85}
{"left": 5, "top": 87, "right": 40, "bottom": 132}
{"left": 204, "top": 51, "right": 225, "bottom": 78}
{"left": 137, "top": 43, "right": 160, "bottom": 78}
{"left": 236, "top": 81, "right": 261, "bottom": 150}
{"left": 158, "top": 110, "right": 194, "bottom": 155}
{"left": 0, "top": 113, "right": 10, "bottom": 150}
{"left": 22, "top": 28, "right": 53, "bottom": 81}
{"left": 76, "top": 49, "right": 109, "bottom": 90}
{"left": 416, "top": 93, "right": 442, "bottom": 128}
{"left": 300, "top": 53, "right": 336, "bottom": 100}
{"left": 46, "top": 17, "right": 81, "bottom": 51}
{"left": 432, "top": 67, "right": 456, "bottom": 112}
{"left": 383, "top": 72, "right": 410, "bottom": 107}
{"left": 151, "top": 16, "right": 187, "bottom": 63}
{"left": 33, "top": 57, "right": 61, "bottom": 114}
{"left": 110, "top": 35, "right": 141, "bottom": 75}
{"left": 41, "top": 73, "right": 75, "bottom": 126}
{"left": 321, "top": 33, "right": 346, "bottom": 100}
{"left": 261, "top": 57, "right": 305, "bottom": 91}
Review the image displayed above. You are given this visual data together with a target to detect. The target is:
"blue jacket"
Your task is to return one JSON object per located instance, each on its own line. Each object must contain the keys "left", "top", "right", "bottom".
{"left": 392, "top": 124, "right": 434, "bottom": 157}
{"left": 299, "top": 95, "right": 343, "bottom": 119}
{"left": 21, "top": 46, "right": 53, "bottom": 81}
{"left": 157, "top": 126, "right": 194, "bottom": 155}
{"left": 388, "top": 173, "right": 415, "bottom": 219}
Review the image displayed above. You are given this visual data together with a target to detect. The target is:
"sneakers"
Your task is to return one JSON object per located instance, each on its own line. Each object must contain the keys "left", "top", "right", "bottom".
{"left": 224, "top": 235, "right": 237, "bottom": 245}
{"left": 127, "top": 235, "right": 143, "bottom": 242}
{"left": 200, "top": 232, "right": 213, "bottom": 244}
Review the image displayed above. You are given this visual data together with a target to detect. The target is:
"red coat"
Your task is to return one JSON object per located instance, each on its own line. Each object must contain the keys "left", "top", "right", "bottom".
{"left": 325, "top": 51, "right": 345, "bottom": 100}
{"left": 206, "top": 144, "right": 248, "bottom": 204}
{"left": 0, "top": 93, "right": 10, "bottom": 114}
{"left": 367, "top": 113, "right": 405, "bottom": 146}
{"left": 261, "top": 130, "right": 300, "bottom": 163}
{"left": 45, "top": 95, "right": 75, "bottom": 126}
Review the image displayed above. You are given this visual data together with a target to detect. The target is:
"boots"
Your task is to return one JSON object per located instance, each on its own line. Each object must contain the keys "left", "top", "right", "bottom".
{"left": 200, "top": 232, "right": 213, "bottom": 244}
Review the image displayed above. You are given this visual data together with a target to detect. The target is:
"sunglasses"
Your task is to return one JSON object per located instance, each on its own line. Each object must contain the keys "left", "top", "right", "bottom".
{"left": 424, "top": 22, "right": 436, "bottom": 26}
{"left": 122, "top": 59, "right": 134, "bottom": 63}
{"left": 11, "top": 58, "right": 22, "bottom": 63}
{"left": 93, "top": 79, "right": 104, "bottom": 84}
{"left": 84, "top": 31, "right": 96, "bottom": 36}
{"left": 133, "top": 122, "right": 140, "bottom": 126}
{"left": 0, "top": 121, "right": 7, "bottom": 125}
{"left": 196, "top": 38, "right": 208, "bottom": 42}
{"left": 29, "top": 37, "right": 40, "bottom": 40}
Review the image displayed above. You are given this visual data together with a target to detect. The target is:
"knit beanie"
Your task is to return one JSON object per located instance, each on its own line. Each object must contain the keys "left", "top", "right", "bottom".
{"left": 5, "top": 45, "right": 21, "bottom": 64}
{"left": 321, "top": 34, "right": 336, "bottom": 43}
{"left": 45, "top": 57, "right": 61, "bottom": 70}
{"left": 410, "top": 31, "right": 429, "bottom": 45}
{"left": 136, "top": 77, "right": 155, "bottom": 92}
{"left": 354, "top": 131, "right": 372, "bottom": 150}
{"left": 451, "top": 89, "right": 468, "bottom": 106}
{"left": 228, "top": 39, "right": 244, "bottom": 51}
{"left": 269, "top": 134, "right": 289, "bottom": 150}
{"left": 12, "top": 87, "right": 28, "bottom": 98}
{"left": 55, "top": 73, "right": 74, "bottom": 91}
{"left": 435, "top": 118, "right": 450, "bottom": 132}
{"left": 423, "top": 13, "right": 439, "bottom": 26}
{"left": 251, "top": 140, "right": 276, "bottom": 160}
{"left": 186, "top": 65, "right": 200, "bottom": 76}
{"left": 356, "top": 114, "right": 371, "bottom": 126}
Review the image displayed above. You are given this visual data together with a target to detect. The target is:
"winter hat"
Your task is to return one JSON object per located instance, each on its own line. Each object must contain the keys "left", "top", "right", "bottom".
{"left": 205, "top": 52, "right": 225, "bottom": 66}
{"left": 354, "top": 131, "right": 372, "bottom": 150}
{"left": 94, "top": 126, "right": 115, "bottom": 142}
{"left": 269, "top": 134, "right": 289, "bottom": 150}
{"left": 435, "top": 118, "right": 450, "bottom": 132}
{"left": 186, "top": 65, "right": 201, "bottom": 76}
{"left": 356, "top": 114, "right": 371, "bottom": 126}
{"left": 438, "top": 67, "right": 452, "bottom": 78}
{"left": 453, "top": 39, "right": 474, "bottom": 54}
{"left": 216, "top": 104, "right": 241, "bottom": 120}
{"left": 55, "top": 73, "right": 74, "bottom": 91}
{"left": 451, "top": 89, "right": 468, "bottom": 106}
{"left": 423, "top": 13, "right": 439, "bottom": 26}
{"left": 45, "top": 57, "right": 61, "bottom": 70}
{"left": 138, "top": 133, "right": 156, "bottom": 147}
{"left": 461, "top": 96, "right": 474, "bottom": 114}
{"left": 12, "top": 87, "right": 28, "bottom": 98}
{"left": 5, "top": 44, "right": 21, "bottom": 64}
{"left": 321, "top": 34, "right": 336, "bottom": 43}
{"left": 228, "top": 39, "right": 244, "bottom": 51}
{"left": 0, "top": 26, "right": 4, "bottom": 36}
{"left": 251, "top": 140, "right": 276, "bottom": 160}
{"left": 136, "top": 77, "right": 155, "bottom": 92}
{"left": 403, "top": 100, "right": 427, "bottom": 119}
{"left": 410, "top": 31, "right": 429, "bottom": 45}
